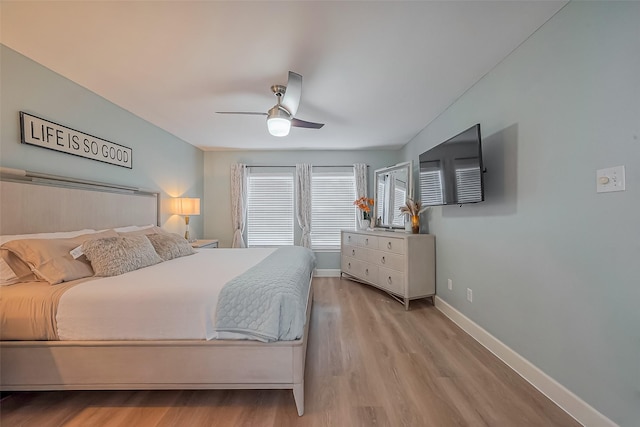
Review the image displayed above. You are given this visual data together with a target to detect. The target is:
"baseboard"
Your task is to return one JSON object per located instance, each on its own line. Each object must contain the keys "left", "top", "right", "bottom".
{"left": 313, "top": 269, "right": 341, "bottom": 277}
{"left": 434, "top": 296, "right": 616, "bottom": 427}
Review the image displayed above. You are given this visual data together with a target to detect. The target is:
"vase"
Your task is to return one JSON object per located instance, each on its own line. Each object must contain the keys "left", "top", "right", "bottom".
{"left": 410, "top": 214, "right": 419, "bottom": 234}
{"left": 360, "top": 219, "right": 370, "bottom": 230}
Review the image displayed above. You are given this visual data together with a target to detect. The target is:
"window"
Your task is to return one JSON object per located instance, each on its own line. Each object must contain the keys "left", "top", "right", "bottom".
{"left": 246, "top": 168, "right": 357, "bottom": 250}
{"left": 311, "top": 172, "right": 356, "bottom": 250}
{"left": 246, "top": 172, "right": 294, "bottom": 247}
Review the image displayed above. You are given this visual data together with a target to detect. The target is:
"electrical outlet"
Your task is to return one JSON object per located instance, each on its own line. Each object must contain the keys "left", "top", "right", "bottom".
{"left": 448, "top": 279, "right": 453, "bottom": 290}
{"left": 466, "top": 288, "right": 473, "bottom": 302}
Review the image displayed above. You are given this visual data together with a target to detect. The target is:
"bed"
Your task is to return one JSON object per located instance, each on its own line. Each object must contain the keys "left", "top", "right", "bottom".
{"left": 0, "top": 169, "right": 314, "bottom": 416}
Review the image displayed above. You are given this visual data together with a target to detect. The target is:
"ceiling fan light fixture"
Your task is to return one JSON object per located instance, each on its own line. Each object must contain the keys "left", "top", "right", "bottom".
{"left": 267, "top": 107, "right": 291, "bottom": 137}
{"left": 267, "top": 117, "right": 291, "bottom": 137}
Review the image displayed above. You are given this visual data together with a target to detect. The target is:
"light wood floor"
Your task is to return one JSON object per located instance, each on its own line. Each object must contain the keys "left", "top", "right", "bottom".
{"left": 1, "top": 277, "right": 580, "bottom": 427}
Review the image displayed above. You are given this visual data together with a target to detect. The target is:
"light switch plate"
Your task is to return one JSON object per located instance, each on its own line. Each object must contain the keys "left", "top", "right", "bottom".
{"left": 596, "top": 166, "right": 625, "bottom": 193}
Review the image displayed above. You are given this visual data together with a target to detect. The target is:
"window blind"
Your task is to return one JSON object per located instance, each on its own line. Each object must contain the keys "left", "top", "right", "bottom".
{"left": 246, "top": 173, "right": 294, "bottom": 247}
{"left": 376, "top": 180, "right": 385, "bottom": 220}
{"left": 392, "top": 186, "right": 406, "bottom": 226}
{"left": 311, "top": 172, "right": 356, "bottom": 250}
{"left": 420, "top": 168, "right": 444, "bottom": 206}
{"left": 455, "top": 165, "right": 482, "bottom": 203}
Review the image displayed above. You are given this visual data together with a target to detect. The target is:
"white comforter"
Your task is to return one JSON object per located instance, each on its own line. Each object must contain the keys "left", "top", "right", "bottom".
{"left": 56, "top": 248, "right": 275, "bottom": 340}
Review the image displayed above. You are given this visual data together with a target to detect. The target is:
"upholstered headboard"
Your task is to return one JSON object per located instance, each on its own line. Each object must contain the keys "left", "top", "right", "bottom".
{"left": 0, "top": 168, "right": 160, "bottom": 235}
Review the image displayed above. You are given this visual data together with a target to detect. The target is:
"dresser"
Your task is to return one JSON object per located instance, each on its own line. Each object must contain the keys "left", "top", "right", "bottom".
{"left": 341, "top": 229, "right": 435, "bottom": 309}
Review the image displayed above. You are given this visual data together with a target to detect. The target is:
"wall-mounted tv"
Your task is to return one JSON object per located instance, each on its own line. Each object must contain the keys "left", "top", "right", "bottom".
{"left": 419, "top": 124, "right": 484, "bottom": 206}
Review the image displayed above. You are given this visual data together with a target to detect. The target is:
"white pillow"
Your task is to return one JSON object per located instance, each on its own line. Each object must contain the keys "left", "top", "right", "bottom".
{"left": 0, "top": 229, "right": 96, "bottom": 245}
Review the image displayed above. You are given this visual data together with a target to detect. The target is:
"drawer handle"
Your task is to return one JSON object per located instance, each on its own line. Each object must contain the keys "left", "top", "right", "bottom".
{"left": 352, "top": 249, "right": 356, "bottom": 256}
{"left": 365, "top": 268, "right": 369, "bottom": 276}
{"left": 348, "top": 236, "right": 351, "bottom": 242}
{"left": 348, "top": 262, "right": 351, "bottom": 269}
{"left": 381, "top": 256, "right": 386, "bottom": 264}
{"left": 365, "top": 238, "right": 369, "bottom": 245}
{"left": 387, "top": 276, "right": 392, "bottom": 285}
{"left": 387, "top": 242, "right": 392, "bottom": 250}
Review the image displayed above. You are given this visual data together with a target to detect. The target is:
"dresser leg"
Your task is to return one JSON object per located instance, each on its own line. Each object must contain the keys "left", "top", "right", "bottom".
{"left": 404, "top": 298, "right": 410, "bottom": 311}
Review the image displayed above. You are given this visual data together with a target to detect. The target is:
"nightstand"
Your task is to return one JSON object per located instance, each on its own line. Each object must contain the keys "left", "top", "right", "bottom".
{"left": 191, "top": 239, "right": 219, "bottom": 249}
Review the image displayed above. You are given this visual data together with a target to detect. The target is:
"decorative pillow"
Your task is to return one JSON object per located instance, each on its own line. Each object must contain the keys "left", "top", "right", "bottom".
{"left": 0, "top": 249, "right": 39, "bottom": 285}
{"left": 146, "top": 233, "right": 195, "bottom": 261}
{"left": 0, "top": 230, "right": 118, "bottom": 285}
{"left": 82, "top": 234, "right": 163, "bottom": 277}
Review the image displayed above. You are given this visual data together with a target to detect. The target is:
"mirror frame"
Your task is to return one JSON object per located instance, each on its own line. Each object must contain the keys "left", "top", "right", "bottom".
{"left": 373, "top": 161, "right": 413, "bottom": 229}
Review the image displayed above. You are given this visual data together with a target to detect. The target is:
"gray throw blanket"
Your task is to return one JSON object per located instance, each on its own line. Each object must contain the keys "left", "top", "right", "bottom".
{"left": 214, "top": 246, "right": 316, "bottom": 342}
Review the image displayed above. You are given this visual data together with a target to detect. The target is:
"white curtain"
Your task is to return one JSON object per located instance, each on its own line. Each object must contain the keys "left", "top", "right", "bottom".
{"left": 230, "top": 163, "right": 247, "bottom": 248}
{"left": 353, "top": 163, "right": 368, "bottom": 228}
{"left": 295, "top": 164, "right": 312, "bottom": 248}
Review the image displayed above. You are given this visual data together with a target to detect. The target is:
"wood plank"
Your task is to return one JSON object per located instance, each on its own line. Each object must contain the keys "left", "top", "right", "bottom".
{"left": 0, "top": 278, "right": 581, "bottom": 427}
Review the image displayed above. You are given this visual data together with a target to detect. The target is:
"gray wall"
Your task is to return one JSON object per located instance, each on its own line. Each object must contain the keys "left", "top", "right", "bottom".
{"left": 203, "top": 150, "right": 398, "bottom": 269}
{"left": 0, "top": 45, "right": 204, "bottom": 237}
{"left": 401, "top": 2, "right": 639, "bottom": 425}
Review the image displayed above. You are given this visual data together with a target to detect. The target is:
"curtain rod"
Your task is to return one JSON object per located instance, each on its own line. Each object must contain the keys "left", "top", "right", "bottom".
{"left": 247, "top": 165, "right": 368, "bottom": 168}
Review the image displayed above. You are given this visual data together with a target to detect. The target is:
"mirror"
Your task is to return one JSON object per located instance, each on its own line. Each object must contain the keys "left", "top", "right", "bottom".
{"left": 374, "top": 161, "right": 413, "bottom": 229}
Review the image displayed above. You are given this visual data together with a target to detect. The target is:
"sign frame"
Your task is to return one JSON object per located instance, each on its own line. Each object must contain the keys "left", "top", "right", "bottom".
{"left": 20, "top": 112, "right": 133, "bottom": 169}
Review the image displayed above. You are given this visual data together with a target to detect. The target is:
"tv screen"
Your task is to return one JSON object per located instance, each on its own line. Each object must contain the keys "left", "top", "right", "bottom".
{"left": 419, "top": 124, "right": 484, "bottom": 206}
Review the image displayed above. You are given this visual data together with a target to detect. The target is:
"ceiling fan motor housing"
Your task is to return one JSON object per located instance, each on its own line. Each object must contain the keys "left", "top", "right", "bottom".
{"left": 271, "top": 84, "right": 287, "bottom": 98}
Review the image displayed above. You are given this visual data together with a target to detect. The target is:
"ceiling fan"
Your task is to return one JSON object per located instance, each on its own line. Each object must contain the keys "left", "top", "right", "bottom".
{"left": 216, "top": 71, "right": 324, "bottom": 137}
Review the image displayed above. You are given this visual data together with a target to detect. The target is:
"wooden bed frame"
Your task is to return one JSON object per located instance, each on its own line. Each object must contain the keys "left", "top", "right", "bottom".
{"left": 0, "top": 169, "right": 312, "bottom": 416}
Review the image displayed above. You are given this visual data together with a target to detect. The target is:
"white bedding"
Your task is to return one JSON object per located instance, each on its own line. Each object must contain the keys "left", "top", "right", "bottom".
{"left": 56, "top": 248, "right": 275, "bottom": 341}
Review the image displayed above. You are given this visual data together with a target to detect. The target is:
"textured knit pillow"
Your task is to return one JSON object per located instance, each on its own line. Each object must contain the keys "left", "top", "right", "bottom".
{"left": 146, "top": 233, "right": 195, "bottom": 261}
{"left": 82, "top": 234, "right": 162, "bottom": 277}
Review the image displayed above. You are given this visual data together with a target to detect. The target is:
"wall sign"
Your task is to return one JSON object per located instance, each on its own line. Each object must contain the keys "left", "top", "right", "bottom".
{"left": 20, "top": 112, "right": 133, "bottom": 169}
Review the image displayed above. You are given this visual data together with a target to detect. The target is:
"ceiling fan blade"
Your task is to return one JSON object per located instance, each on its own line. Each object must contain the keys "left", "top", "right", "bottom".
{"left": 291, "top": 118, "right": 324, "bottom": 129}
{"left": 215, "top": 111, "right": 267, "bottom": 116}
{"left": 281, "top": 71, "right": 302, "bottom": 116}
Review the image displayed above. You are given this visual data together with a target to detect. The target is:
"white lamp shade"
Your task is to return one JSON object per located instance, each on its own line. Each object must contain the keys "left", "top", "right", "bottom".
{"left": 172, "top": 197, "right": 200, "bottom": 216}
{"left": 267, "top": 117, "right": 291, "bottom": 137}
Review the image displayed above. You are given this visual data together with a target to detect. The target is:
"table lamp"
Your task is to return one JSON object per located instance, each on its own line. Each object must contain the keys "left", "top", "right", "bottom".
{"left": 172, "top": 197, "right": 200, "bottom": 242}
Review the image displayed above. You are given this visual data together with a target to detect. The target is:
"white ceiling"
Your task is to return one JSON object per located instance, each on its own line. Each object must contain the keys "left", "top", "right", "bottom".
{"left": 1, "top": 1, "right": 567, "bottom": 151}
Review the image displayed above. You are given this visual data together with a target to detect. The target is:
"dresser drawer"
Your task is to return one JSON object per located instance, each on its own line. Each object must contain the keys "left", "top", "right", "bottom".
{"left": 371, "top": 251, "right": 404, "bottom": 272}
{"left": 359, "top": 234, "right": 379, "bottom": 250}
{"left": 378, "top": 267, "right": 405, "bottom": 295}
{"left": 379, "top": 236, "right": 404, "bottom": 255}
{"left": 342, "top": 256, "right": 365, "bottom": 277}
{"left": 343, "top": 233, "right": 358, "bottom": 246}
{"left": 360, "top": 264, "right": 378, "bottom": 283}
{"left": 343, "top": 244, "right": 369, "bottom": 261}
{"left": 343, "top": 232, "right": 380, "bottom": 250}
{"left": 342, "top": 256, "right": 377, "bottom": 282}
